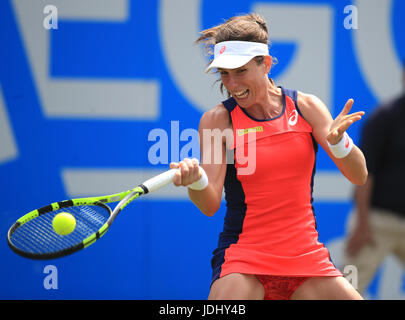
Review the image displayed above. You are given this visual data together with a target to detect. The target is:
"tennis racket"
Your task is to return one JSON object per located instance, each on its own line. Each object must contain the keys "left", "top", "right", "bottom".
{"left": 7, "top": 168, "right": 181, "bottom": 260}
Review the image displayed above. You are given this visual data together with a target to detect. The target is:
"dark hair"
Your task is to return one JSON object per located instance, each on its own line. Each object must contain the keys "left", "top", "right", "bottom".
{"left": 196, "top": 13, "right": 269, "bottom": 50}
{"left": 196, "top": 13, "right": 277, "bottom": 95}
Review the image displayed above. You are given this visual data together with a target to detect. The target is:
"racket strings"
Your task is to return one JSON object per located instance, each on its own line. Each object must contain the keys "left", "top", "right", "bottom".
{"left": 10, "top": 205, "right": 110, "bottom": 255}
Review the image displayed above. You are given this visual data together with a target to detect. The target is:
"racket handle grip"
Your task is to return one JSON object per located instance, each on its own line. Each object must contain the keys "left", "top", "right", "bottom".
{"left": 142, "top": 168, "right": 178, "bottom": 193}
{"left": 142, "top": 167, "right": 209, "bottom": 193}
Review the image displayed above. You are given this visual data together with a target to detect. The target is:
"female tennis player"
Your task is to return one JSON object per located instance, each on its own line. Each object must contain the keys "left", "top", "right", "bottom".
{"left": 170, "top": 13, "right": 367, "bottom": 300}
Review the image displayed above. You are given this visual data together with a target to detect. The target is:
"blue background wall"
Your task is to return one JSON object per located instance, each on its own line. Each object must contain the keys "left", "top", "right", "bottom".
{"left": 1, "top": 0, "right": 404, "bottom": 299}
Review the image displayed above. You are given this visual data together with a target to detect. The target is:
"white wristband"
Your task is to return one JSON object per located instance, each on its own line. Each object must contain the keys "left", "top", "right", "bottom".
{"left": 327, "top": 132, "right": 354, "bottom": 159}
{"left": 188, "top": 167, "right": 209, "bottom": 191}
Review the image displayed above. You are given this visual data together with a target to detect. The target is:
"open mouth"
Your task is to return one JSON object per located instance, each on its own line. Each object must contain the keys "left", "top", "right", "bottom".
{"left": 233, "top": 89, "right": 249, "bottom": 99}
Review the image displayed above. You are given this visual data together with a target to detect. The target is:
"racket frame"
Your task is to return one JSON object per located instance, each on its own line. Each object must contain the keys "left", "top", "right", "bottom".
{"left": 7, "top": 187, "right": 144, "bottom": 260}
{"left": 7, "top": 168, "right": 179, "bottom": 260}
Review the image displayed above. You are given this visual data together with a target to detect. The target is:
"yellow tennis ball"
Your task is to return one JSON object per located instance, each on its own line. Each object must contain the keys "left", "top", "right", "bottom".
{"left": 52, "top": 212, "right": 76, "bottom": 236}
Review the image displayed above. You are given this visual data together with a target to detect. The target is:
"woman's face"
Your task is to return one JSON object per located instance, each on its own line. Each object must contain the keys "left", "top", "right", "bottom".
{"left": 219, "top": 57, "right": 271, "bottom": 109}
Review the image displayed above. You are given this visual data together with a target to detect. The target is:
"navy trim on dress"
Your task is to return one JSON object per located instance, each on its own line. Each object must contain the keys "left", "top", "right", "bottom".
{"left": 211, "top": 162, "right": 247, "bottom": 285}
{"left": 222, "top": 97, "right": 238, "bottom": 113}
{"left": 281, "top": 87, "right": 305, "bottom": 118}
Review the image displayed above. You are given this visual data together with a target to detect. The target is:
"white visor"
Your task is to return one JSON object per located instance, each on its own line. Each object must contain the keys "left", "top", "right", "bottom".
{"left": 206, "top": 41, "right": 269, "bottom": 72}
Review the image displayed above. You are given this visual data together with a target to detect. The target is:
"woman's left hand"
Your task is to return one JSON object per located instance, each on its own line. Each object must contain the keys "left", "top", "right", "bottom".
{"left": 327, "top": 99, "right": 365, "bottom": 145}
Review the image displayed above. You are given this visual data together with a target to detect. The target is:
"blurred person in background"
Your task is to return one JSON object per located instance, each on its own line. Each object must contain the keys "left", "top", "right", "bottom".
{"left": 344, "top": 58, "right": 405, "bottom": 295}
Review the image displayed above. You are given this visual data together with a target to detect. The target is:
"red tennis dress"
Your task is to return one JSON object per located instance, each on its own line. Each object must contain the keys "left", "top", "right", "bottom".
{"left": 211, "top": 87, "right": 342, "bottom": 288}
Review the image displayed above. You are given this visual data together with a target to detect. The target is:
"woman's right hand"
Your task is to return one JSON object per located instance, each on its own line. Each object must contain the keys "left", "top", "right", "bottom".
{"left": 170, "top": 158, "right": 202, "bottom": 187}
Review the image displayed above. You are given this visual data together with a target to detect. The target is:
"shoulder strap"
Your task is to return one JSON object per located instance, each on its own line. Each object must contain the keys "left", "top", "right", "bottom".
{"left": 281, "top": 87, "right": 303, "bottom": 117}
{"left": 222, "top": 97, "right": 238, "bottom": 113}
